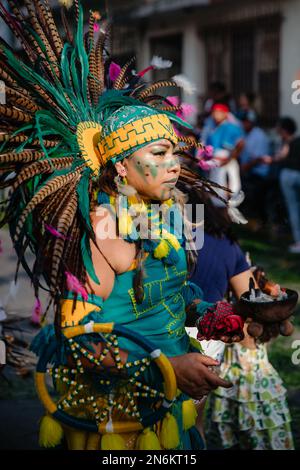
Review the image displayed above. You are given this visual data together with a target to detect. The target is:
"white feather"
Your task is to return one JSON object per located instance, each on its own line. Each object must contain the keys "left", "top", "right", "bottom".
{"left": 228, "top": 190, "right": 245, "bottom": 208}
{"left": 8, "top": 280, "right": 19, "bottom": 300}
{"left": 227, "top": 207, "right": 248, "bottom": 225}
{"left": 114, "top": 176, "right": 137, "bottom": 196}
{"left": 151, "top": 56, "right": 173, "bottom": 69}
{"left": 0, "top": 301, "right": 7, "bottom": 322}
{"left": 3, "top": 280, "right": 20, "bottom": 307}
{"left": 172, "top": 74, "right": 196, "bottom": 95}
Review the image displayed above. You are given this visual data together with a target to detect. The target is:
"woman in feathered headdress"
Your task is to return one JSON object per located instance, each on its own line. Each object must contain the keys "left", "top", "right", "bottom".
{"left": 0, "top": 0, "right": 279, "bottom": 450}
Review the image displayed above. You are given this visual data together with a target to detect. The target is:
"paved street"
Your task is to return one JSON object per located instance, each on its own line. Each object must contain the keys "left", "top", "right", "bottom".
{"left": 0, "top": 228, "right": 53, "bottom": 450}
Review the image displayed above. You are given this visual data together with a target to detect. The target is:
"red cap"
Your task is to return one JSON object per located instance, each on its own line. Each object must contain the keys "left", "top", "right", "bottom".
{"left": 212, "top": 103, "right": 229, "bottom": 113}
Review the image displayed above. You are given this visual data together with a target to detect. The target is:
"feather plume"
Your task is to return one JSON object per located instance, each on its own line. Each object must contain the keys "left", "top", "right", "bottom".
{"left": 151, "top": 55, "right": 172, "bottom": 69}
{"left": 227, "top": 190, "right": 245, "bottom": 208}
{"left": 227, "top": 206, "right": 248, "bottom": 225}
{"left": 31, "top": 297, "right": 42, "bottom": 325}
{"left": 137, "top": 56, "right": 173, "bottom": 78}
{"left": 65, "top": 271, "right": 88, "bottom": 301}
{"left": 50, "top": 192, "right": 78, "bottom": 293}
{"left": 172, "top": 75, "right": 196, "bottom": 95}
{"left": 113, "top": 57, "right": 135, "bottom": 90}
{"left": 227, "top": 191, "right": 247, "bottom": 224}
{"left": 109, "top": 62, "right": 122, "bottom": 82}
{"left": 136, "top": 79, "right": 178, "bottom": 100}
{"left": 13, "top": 167, "right": 83, "bottom": 243}
{"left": 45, "top": 224, "right": 70, "bottom": 240}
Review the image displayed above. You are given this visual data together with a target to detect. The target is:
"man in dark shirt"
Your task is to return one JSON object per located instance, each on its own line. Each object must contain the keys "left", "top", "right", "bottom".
{"left": 278, "top": 118, "right": 300, "bottom": 253}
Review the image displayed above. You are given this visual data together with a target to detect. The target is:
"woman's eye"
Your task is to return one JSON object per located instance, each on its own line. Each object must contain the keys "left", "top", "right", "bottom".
{"left": 152, "top": 151, "right": 166, "bottom": 156}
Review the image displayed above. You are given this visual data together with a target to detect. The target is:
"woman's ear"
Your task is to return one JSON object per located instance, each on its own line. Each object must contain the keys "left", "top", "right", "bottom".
{"left": 115, "top": 161, "right": 127, "bottom": 177}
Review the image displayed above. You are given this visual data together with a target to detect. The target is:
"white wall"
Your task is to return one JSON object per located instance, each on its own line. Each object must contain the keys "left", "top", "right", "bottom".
{"left": 136, "top": 19, "right": 207, "bottom": 125}
{"left": 182, "top": 24, "right": 207, "bottom": 124}
{"left": 280, "top": 0, "right": 300, "bottom": 129}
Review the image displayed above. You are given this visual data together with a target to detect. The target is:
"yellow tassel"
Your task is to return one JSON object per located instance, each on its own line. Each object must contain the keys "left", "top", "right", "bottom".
{"left": 164, "top": 198, "right": 173, "bottom": 207}
{"left": 136, "top": 428, "right": 161, "bottom": 450}
{"left": 182, "top": 399, "right": 197, "bottom": 431}
{"left": 39, "top": 415, "right": 64, "bottom": 448}
{"left": 153, "top": 239, "right": 170, "bottom": 259}
{"left": 159, "top": 412, "right": 180, "bottom": 449}
{"left": 101, "top": 433, "right": 126, "bottom": 450}
{"left": 162, "top": 229, "right": 181, "bottom": 250}
{"left": 118, "top": 210, "right": 133, "bottom": 236}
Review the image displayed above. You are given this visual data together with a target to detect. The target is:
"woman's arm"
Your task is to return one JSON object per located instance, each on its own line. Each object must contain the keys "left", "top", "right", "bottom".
{"left": 230, "top": 269, "right": 256, "bottom": 299}
{"left": 230, "top": 269, "right": 257, "bottom": 348}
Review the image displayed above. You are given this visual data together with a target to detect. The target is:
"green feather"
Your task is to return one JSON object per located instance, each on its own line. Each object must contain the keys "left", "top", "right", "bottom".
{"left": 76, "top": 170, "right": 92, "bottom": 230}
{"left": 81, "top": 231, "right": 100, "bottom": 285}
{"left": 76, "top": 5, "right": 90, "bottom": 109}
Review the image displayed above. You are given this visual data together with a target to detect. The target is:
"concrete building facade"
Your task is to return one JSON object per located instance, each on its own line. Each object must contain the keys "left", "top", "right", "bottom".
{"left": 109, "top": 0, "right": 300, "bottom": 128}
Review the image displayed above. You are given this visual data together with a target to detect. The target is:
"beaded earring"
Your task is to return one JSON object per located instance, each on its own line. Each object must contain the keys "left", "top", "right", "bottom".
{"left": 114, "top": 174, "right": 137, "bottom": 197}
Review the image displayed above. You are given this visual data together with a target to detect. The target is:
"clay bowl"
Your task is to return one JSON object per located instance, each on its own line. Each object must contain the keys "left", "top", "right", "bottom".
{"left": 238, "top": 288, "right": 298, "bottom": 323}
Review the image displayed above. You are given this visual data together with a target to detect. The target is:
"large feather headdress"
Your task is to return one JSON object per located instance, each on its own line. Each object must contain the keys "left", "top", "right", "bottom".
{"left": 0, "top": 0, "right": 223, "bottom": 324}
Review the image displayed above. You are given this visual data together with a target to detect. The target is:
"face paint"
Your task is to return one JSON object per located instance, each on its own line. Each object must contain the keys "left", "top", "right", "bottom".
{"left": 121, "top": 139, "right": 180, "bottom": 201}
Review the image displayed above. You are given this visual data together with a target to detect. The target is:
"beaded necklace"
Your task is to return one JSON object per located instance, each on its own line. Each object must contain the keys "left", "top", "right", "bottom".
{"left": 97, "top": 191, "right": 184, "bottom": 266}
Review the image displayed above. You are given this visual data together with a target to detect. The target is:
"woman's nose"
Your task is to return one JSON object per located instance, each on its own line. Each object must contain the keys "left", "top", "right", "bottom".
{"left": 166, "top": 155, "right": 180, "bottom": 174}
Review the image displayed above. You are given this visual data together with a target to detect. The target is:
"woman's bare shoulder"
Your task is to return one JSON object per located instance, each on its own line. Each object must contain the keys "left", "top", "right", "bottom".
{"left": 90, "top": 205, "right": 136, "bottom": 274}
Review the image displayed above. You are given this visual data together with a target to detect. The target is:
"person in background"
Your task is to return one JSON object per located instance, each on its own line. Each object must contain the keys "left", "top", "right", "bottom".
{"left": 235, "top": 92, "right": 257, "bottom": 121}
{"left": 238, "top": 110, "right": 270, "bottom": 227}
{"left": 186, "top": 194, "right": 251, "bottom": 443}
{"left": 188, "top": 195, "right": 294, "bottom": 450}
{"left": 206, "top": 103, "right": 244, "bottom": 204}
{"left": 264, "top": 117, "right": 300, "bottom": 253}
{"left": 278, "top": 118, "right": 300, "bottom": 253}
{"left": 203, "top": 81, "right": 236, "bottom": 117}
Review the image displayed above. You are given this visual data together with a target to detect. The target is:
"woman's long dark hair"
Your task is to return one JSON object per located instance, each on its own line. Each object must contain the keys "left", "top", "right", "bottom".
{"left": 185, "top": 185, "right": 238, "bottom": 243}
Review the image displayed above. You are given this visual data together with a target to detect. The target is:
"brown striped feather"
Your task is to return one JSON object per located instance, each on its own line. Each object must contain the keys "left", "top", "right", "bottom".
{"left": 0, "top": 150, "right": 44, "bottom": 164}
{"left": 88, "top": 14, "right": 98, "bottom": 105}
{"left": 137, "top": 80, "right": 178, "bottom": 100}
{"left": 95, "top": 29, "right": 106, "bottom": 95}
{"left": 24, "top": 0, "right": 60, "bottom": 78}
{"left": 14, "top": 166, "right": 84, "bottom": 242}
{"left": 12, "top": 157, "right": 74, "bottom": 190}
{"left": 0, "top": 104, "right": 33, "bottom": 123}
{"left": 43, "top": 0, "right": 63, "bottom": 57}
{"left": 113, "top": 57, "right": 135, "bottom": 90}
{"left": 50, "top": 192, "right": 78, "bottom": 292}
{"left": 6, "top": 87, "right": 41, "bottom": 113}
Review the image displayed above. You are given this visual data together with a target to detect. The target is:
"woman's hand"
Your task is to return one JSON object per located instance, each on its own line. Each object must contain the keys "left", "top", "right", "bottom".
{"left": 169, "top": 353, "right": 232, "bottom": 400}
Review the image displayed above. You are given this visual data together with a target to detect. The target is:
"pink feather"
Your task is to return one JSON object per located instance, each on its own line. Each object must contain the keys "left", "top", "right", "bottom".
{"left": 196, "top": 145, "right": 214, "bottom": 161}
{"left": 31, "top": 297, "right": 42, "bottom": 325}
{"left": 198, "top": 158, "right": 219, "bottom": 171}
{"left": 166, "top": 96, "right": 179, "bottom": 107}
{"left": 137, "top": 65, "right": 154, "bottom": 77}
{"left": 180, "top": 103, "right": 197, "bottom": 119}
{"left": 65, "top": 272, "right": 88, "bottom": 301}
{"left": 93, "top": 23, "right": 100, "bottom": 33}
{"left": 109, "top": 62, "right": 122, "bottom": 82}
{"left": 45, "top": 224, "right": 68, "bottom": 240}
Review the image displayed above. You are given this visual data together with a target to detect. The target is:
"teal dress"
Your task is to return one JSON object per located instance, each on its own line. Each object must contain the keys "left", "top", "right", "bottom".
{"left": 32, "top": 240, "right": 212, "bottom": 450}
